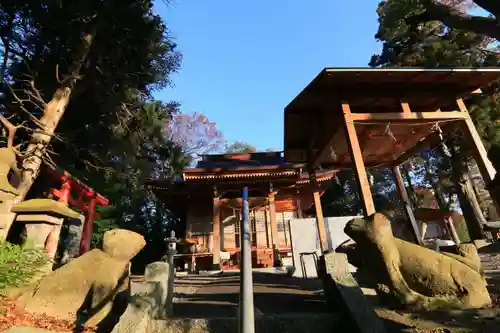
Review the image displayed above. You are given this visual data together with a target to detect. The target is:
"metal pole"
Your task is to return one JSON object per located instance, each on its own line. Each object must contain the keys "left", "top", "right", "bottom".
{"left": 166, "top": 230, "right": 177, "bottom": 316}
{"left": 239, "top": 186, "right": 255, "bottom": 333}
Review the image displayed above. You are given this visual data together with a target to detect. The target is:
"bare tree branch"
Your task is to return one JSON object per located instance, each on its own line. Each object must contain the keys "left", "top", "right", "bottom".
{"left": 413, "top": 0, "right": 500, "bottom": 40}
{"left": 473, "top": 0, "right": 500, "bottom": 18}
{"left": 0, "top": 114, "right": 18, "bottom": 148}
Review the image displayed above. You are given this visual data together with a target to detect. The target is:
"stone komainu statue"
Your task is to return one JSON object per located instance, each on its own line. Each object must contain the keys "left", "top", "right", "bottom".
{"left": 341, "top": 213, "right": 491, "bottom": 310}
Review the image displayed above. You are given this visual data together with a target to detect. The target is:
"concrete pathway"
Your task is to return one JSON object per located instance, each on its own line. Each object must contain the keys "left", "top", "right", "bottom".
{"left": 171, "top": 272, "right": 328, "bottom": 319}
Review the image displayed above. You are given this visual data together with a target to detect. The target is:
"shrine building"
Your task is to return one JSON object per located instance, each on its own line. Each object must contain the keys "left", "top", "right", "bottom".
{"left": 148, "top": 151, "right": 336, "bottom": 271}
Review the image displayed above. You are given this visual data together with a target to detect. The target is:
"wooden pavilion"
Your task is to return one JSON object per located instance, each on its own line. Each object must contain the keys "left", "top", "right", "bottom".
{"left": 148, "top": 151, "right": 336, "bottom": 270}
{"left": 284, "top": 67, "right": 500, "bottom": 243}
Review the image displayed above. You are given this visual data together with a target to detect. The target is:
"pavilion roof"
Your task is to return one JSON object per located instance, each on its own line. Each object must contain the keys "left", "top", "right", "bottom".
{"left": 285, "top": 67, "right": 500, "bottom": 113}
{"left": 284, "top": 67, "right": 500, "bottom": 167}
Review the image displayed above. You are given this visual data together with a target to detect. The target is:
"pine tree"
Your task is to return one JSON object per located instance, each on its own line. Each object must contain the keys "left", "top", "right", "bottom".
{"left": 370, "top": 0, "right": 500, "bottom": 239}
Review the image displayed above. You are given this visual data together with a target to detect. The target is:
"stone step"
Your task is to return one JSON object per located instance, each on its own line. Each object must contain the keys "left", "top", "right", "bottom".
{"left": 147, "top": 314, "right": 340, "bottom": 333}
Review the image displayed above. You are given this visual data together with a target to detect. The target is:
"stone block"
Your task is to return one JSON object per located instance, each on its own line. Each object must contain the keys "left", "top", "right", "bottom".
{"left": 60, "top": 216, "right": 84, "bottom": 265}
{"left": 144, "top": 261, "right": 169, "bottom": 317}
{"left": 318, "top": 252, "right": 386, "bottom": 333}
{"left": 111, "top": 261, "right": 171, "bottom": 333}
{"left": 22, "top": 218, "right": 63, "bottom": 261}
{"left": 25, "top": 223, "right": 53, "bottom": 249}
{"left": 103, "top": 229, "right": 147, "bottom": 261}
{"left": 16, "top": 214, "right": 63, "bottom": 225}
{"left": 473, "top": 238, "right": 490, "bottom": 250}
{"left": 15, "top": 213, "right": 64, "bottom": 261}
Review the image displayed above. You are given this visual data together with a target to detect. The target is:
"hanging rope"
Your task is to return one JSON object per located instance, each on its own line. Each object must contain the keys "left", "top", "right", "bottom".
{"left": 432, "top": 122, "right": 451, "bottom": 157}
{"left": 369, "top": 173, "right": 375, "bottom": 186}
{"left": 383, "top": 122, "right": 397, "bottom": 142}
{"left": 334, "top": 173, "right": 341, "bottom": 186}
{"left": 329, "top": 146, "right": 338, "bottom": 162}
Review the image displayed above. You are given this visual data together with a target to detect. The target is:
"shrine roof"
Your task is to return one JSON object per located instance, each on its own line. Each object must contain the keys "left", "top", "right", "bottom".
{"left": 195, "top": 151, "right": 289, "bottom": 168}
{"left": 146, "top": 151, "right": 336, "bottom": 194}
{"left": 182, "top": 151, "right": 305, "bottom": 181}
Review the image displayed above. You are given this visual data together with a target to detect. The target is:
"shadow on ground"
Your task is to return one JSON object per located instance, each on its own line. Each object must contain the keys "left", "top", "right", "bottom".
{"left": 168, "top": 268, "right": 500, "bottom": 332}
{"left": 173, "top": 272, "right": 326, "bottom": 318}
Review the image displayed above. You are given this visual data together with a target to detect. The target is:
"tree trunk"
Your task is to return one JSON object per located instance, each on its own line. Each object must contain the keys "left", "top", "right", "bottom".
{"left": 450, "top": 146, "right": 485, "bottom": 240}
{"left": 402, "top": 164, "right": 418, "bottom": 206}
{"left": 15, "top": 30, "right": 95, "bottom": 201}
{"left": 466, "top": 164, "right": 482, "bottom": 199}
{"left": 423, "top": 158, "right": 447, "bottom": 210}
{"left": 414, "top": 0, "right": 500, "bottom": 41}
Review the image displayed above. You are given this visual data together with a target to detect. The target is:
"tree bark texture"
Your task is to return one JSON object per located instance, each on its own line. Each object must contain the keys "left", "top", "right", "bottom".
{"left": 16, "top": 30, "right": 95, "bottom": 201}
{"left": 417, "top": 1, "right": 500, "bottom": 41}
{"left": 450, "top": 146, "right": 486, "bottom": 240}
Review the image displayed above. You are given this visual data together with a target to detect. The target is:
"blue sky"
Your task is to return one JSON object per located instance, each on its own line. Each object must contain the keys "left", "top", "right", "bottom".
{"left": 154, "top": 1, "right": 382, "bottom": 151}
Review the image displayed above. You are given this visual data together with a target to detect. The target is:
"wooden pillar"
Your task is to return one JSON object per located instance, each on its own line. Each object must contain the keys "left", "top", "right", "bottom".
{"left": 295, "top": 190, "right": 303, "bottom": 218}
{"left": 342, "top": 103, "right": 376, "bottom": 216}
{"left": 212, "top": 197, "right": 221, "bottom": 268}
{"left": 264, "top": 206, "right": 271, "bottom": 248}
{"left": 457, "top": 98, "right": 496, "bottom": 182}
{"left": 80, "top": 194, "right": 97, "bottom": 254}
{"left": 392, "top": 165, "right": 423, "bottom": 245}
{"left": 313, "top": 190, "right": 328, "bottom": 252}
{"left": 268, "top": 192, "right": 278, "bottom": 248}
{"left": 457, "top": 98, "right": 500, "bottom": 225}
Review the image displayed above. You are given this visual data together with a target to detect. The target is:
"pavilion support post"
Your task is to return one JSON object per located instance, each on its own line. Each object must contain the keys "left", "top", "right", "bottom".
{"left": 392, "top": 165, "right": 423, "bottom": 245}
{"left": 342, "top": 103, "right": 376, "bottom": 216}
{"left": 457, "top": 98, "right": 500, "bottom": 233}
{"left": 457, "top": 99, "right": 496, "bottom": 183}
{"left": 212, "top": 197, "right": 221, "bottom": 269}
{"left": 312, "top": 190, "right": 328, "bottom": 252}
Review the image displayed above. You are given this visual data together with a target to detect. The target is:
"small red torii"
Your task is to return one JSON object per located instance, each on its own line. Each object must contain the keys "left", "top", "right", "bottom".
{"left": 46, "top": 167, "right": 109, "bottom": 255}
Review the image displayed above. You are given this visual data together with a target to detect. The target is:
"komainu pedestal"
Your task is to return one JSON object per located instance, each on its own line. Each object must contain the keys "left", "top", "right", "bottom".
{"left": 17, "top": 229, "right": 146, "bottom": 329}
{"left": 318, "top": 252, "right": 387, "bottom": 333}
{"left": 11, "top": 199, "right": 81, "bottom": 261}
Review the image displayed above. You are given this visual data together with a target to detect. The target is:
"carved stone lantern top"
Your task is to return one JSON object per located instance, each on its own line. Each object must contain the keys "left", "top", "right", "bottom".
{"left": 11, "top": 198, "right": 81, "bottom": 219}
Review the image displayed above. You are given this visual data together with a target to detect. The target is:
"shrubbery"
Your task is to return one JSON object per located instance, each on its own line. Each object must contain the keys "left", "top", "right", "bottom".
{"left": 0, "top": 242, "right": 48, "bottom": 295}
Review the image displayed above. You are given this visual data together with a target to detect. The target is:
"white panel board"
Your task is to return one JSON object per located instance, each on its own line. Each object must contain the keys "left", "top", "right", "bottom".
{"left": 288, "top": 216, "right": 360, "bottom": 278}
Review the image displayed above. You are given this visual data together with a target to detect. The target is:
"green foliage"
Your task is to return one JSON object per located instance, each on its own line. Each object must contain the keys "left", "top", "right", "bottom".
{"left": 371, "top": 1, "right": 499, "bottom": 68}
{"left": 0, "top": 0, "right": 204, "bottom": 270}
{"left": 0, "top": 242, "right": 47, "bottom": 295}
{"left": 323, "top": 1, "right": 500, "bottom": 218}
{"left": 91, "top": 206, "right": 119, "bottom": 248}
{"left": 225, "top": 141, "right": 257, "bottom": 154}
{"left": 321, "top": 170, "right": 362, "bottom": 217}
{"left": 373, "top": 0, "right": 500, "bottom": 171}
